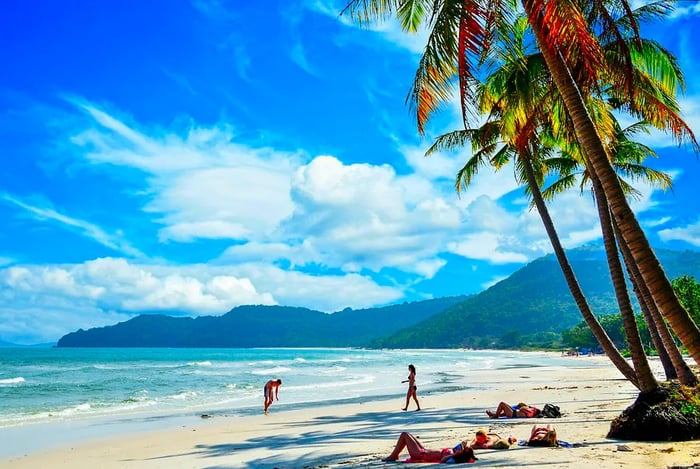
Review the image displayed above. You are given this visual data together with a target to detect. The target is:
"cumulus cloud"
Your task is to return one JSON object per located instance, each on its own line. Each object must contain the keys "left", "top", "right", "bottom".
{"left": 658, "top": 218, "right": 700, "bottom": 247}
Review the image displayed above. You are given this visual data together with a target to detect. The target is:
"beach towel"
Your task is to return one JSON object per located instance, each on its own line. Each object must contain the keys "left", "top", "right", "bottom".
{"left": 404, "top": 446, "right": 477, "bottom": 464}
{"left": 517, "top": 439, "right": 574, "bottom": 447}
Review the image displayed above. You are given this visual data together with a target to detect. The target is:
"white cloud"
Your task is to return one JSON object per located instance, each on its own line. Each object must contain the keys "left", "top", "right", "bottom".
{"left": 220, "top": 262, "right": 403, "bottom": 312}
{"left": 668, "top": 2, "right": 700, "bottom": 19}
{"left": 278, "top": 155, "right": 461, "bottom": 274}
{"left": 658, "top": 218, "right": 700, "bottom": 247}
{"left": 68, "top": 102, "right": 300, "bottom": 243}
{"left": 306, "top": 0, "right": 428, "bottom": 55}
{"left": 449, "top": 233, "right": 530, "bottom": 264}
{"left": 0, "top": 193, "right": 144, "bottom": 258}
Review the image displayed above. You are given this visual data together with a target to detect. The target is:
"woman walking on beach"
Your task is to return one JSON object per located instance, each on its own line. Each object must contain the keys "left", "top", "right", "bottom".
{"left": 402, "top": 364, "right": 420, "bottom": 411}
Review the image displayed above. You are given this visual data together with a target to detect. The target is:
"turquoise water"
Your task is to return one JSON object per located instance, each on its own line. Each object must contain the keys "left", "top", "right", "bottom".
{"left": 0, "top": 347, "right": 600, "bottom": 428}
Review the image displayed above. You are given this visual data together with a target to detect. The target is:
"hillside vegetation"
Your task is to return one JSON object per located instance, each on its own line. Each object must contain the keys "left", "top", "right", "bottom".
{"left": 371, "top": 246, "right": 700, "bottom": 348}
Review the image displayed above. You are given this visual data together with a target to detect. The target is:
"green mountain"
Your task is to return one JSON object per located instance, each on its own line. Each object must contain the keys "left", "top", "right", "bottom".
{"left": 56, "top": 245, "right": 700, "bottom": 349}
{"left": 56, "top": 296, "right": 468, "bottom": 347}
{"left": 372, "top": 246, "right": 700, "bottom": 348}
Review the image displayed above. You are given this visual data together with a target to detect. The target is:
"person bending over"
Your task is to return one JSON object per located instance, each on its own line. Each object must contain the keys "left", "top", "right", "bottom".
{"left": 263, "top": 378, "right": 282, "bottom": 415}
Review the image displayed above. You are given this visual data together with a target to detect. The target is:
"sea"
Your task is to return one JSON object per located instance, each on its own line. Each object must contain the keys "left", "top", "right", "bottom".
{"left": 0, "top": 347, "right": 604, "bottom": 459}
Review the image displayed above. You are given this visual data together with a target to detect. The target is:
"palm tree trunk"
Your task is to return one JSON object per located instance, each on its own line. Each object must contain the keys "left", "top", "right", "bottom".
{"left": 614, "top": 218, "right": 698, "bottom": 386}
{"left": 523, "top": 2, "right": 700, "bottom": 365}
{"left": 591, "top": 177, "right": 658, "bottom": 391}
{"left": 521, "top": 151, "right": 638, "bottom": 387}
{"left": 635, "top": 282, "right": 677, "bottom": 380}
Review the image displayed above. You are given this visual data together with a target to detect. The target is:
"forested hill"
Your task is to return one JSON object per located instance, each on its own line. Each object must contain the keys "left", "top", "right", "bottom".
{"left": 56, "top": 295, "right": 469, "bottom": 347}
{"left": 372, "top": 246, "right": 700, "bottom": 349}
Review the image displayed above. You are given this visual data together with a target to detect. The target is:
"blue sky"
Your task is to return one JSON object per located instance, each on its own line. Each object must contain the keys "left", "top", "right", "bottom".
{"left": 1, "top": 1, "right": 699, "bottom": 344}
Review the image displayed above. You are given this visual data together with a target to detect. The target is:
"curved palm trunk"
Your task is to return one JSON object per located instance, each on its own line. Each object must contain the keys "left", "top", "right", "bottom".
{"left": 524, "top": 2, "right": 700, "bottom": 366}
{"left": 635, "top": 281, "right": 677, "bottom": 381}
{"left": 522, "top": 152, "right": 638, "bottom": 387}
{"left": 591, "top": 178, "right": 658, "bottom": 392}
{"left": 625, "top": 252, "right": 677, "bottom": 380}
{"left": 614, "top": 219, "right": 698, "bottom": 386}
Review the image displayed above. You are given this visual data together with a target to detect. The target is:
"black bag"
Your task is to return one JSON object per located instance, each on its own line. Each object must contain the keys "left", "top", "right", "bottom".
{"left": 541, "top": 403, "right": 562, "bottom": 418}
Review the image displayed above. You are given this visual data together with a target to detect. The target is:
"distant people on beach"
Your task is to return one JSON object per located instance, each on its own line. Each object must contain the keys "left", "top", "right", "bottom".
{"left": 468, "top": 429, "right": 517, "bottom": 449}
{"left": 486, "top": 401, "right": 539, "bottom": 418}
{"left": 401, "top": 364, "right": 421, "bottom": 411}
{"left": 524, "top": 424, "right": 559, "bottom": 447}
{"left": 263, "top": 378, "right": 282, "bottom": 415}
{"left": 382, "top": 432, "right": 477, "bottom": 463}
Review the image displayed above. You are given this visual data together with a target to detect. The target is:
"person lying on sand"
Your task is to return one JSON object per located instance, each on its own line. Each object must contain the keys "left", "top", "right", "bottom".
{"left": 468, "top": 429, "right": 517, "bottom": 449}
{"left": 382, "top": 431, "right": 477, "bottom": 463}
{"left": 525, "top": 424, "right": 559, "bottom": 447}
{"left": 486, "top": 401, "right": 539, "bottom": 418}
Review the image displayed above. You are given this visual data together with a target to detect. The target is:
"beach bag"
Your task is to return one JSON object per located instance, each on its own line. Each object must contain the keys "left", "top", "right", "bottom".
{"left": 541, "top": 403, "right": 561, "bottom": 418}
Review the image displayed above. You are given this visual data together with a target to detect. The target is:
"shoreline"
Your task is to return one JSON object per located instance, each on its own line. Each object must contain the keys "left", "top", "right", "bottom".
{"left": 3, "top": 355, "right": 699, "bottom": 468}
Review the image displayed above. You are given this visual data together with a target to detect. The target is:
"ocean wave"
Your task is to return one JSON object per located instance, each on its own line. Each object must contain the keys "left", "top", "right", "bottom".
{"left": 54, "top": 403, "right": 92, "bottom": 417}
{"left": 317, "top": 365, "right": 346, "bottom": 375}
{"left": 286, "top": 375, "right": 375, "bottom": 392}
{"left": 250, "top": 366, "right": 291, "bottom": 376}
{"left": 187, "top": 361, "right": 212, "bottom": 367}
{"left": 166, "top": 391, "right": 198, "bottom": 401}
{"left": 0, "top": 377, "right": 25, "bottom": 386}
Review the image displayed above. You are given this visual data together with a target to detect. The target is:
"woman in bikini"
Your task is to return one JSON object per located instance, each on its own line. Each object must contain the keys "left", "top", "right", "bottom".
{"left": 401, "top": 364, "right": 421, "bottom": 411}
{"left": 382, "top": 432, "right": 476, "bottom": 463}
{"left": 468, "top": 429, "right": 517, "bottom": 449}
{"left": 486, "top": 401, "right": 539, "bottom": 418}
{"left": 526, "top": 424, "right": 559, "bottom": 447}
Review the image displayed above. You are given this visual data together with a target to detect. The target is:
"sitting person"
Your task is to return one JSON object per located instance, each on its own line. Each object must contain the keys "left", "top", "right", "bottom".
{"left": 468, "top": 429, "right": 517, "bottom": 449}
{"left": 486, "top": 401, "right": 540, "bottom": 418}
{"left": 382, "top": 431, "right": 477, "bottom": 463}
{"left": 525, "top": 424, "right": 559, "bottom": 447}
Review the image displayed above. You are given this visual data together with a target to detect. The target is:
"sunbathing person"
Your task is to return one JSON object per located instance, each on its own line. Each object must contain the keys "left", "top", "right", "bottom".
{"left": 468, "top": 429, "right": 517, "bottom": 449}
{"left": 382, "top": 431, "right": 477, "bottom": 463}
{"left": 486, "top": 401, "right": 539, "bottom": 418}
{"left": 525, "top": 424, "right": 559, "bottom": 447}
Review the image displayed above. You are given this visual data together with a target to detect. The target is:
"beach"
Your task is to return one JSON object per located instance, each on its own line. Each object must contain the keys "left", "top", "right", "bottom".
{"left": 2, "top": 353, "right": 698, "bottom": 468}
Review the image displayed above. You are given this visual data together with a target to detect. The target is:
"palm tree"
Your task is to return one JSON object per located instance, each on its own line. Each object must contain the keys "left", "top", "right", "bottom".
{"left": 342, "top": 0, "right": 700, "bottom": 364}
{"left": 615, "top": 217, "right": 698, "bottom": 386}
{"left": 545, "top": 122, "right": 696, "bottom": 386}
{"left": 427, "top": 16, "right": 639, "bottom": 386}
{"left": 523, "top": 0, "right": 700, "bottom": 365}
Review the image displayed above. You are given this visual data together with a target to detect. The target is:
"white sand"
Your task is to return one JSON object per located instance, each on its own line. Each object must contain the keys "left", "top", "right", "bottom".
{"left": 2, "top": 355, "right": 698, "bottom": 468}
